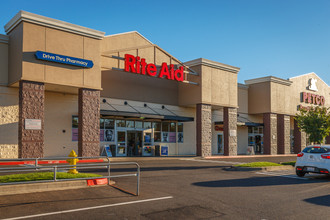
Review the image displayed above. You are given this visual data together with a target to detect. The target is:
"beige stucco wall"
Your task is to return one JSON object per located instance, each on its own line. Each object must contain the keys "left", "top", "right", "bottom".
{"left": 102, "top": 32, "right": 152, "bottom": 54}
{"left": 238, "top": 85, "right": 248, "bottom": 114}
{"left": 247, "top": 73, "right": 329, "bottom": 115}
{"left": 201, "top": 65, "right": 237, "bottom": 108}
{"left": 248, "top": 82, "right": 271, "bottom": 114}
{"left": 179, "top": 64, "right": 238, "bottom": 108}
{"left": 0, "top": 86, "right": 18, "bottom": 158}
{"left": 8, "top": 22, "right": 102, "bottom": 91}
{"left": 44, "top": 91, "right": 78, "bottom": 157}
{"left": 178, "top": 66, "right": 201, "bottom": 107}
{"left": 8, "top": 22, "right": 23, "bottom": 85}
{"left": 0, "top": 40, "right": 8, "bottom": 85}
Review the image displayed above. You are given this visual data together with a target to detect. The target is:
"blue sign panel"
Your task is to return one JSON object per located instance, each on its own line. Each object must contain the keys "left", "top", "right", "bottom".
{"left": 161, "top": 146, "right": 168, "bottom": 156}
{"left": 35, "top": 51, "right": 93, "bottom": 68}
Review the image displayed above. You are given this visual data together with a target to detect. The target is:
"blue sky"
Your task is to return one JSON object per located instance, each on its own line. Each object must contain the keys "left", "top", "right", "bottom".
{"left": 1, "top": 0, "right": 329, "bottom": 84}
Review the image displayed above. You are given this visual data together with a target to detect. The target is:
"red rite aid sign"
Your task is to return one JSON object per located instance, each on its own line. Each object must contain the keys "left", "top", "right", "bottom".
{"left": 124, "top": 54, "right": 185, "bottom": 82}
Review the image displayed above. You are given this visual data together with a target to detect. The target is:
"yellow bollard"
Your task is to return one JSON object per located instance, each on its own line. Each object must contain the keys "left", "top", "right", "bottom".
{"left": 66, "top": 150, "right": 79, "bottom": 174}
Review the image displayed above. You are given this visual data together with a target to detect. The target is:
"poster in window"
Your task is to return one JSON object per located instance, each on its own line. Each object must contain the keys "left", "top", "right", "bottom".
{"left": 105, "top": 129, "right": 115, "bottom": 142}
{"left": 169, "top": 132, "right": 176, "bottom": 143}
{"left": 72, "top": 128, "right": 78, "bottom": 141}
{"left": 144, "top": 133, "right": 151, "bottom": 143}
{"left": 217, "top": 134, "right": 223, "bottom": 154}
{"left": 100, "top": 130, "right": 104, "bottom": 142}
{"left": 162, "top": 132, "right": 169, "bottom": 142}
{"left": 178, "top": 132, "right": 184, "bottom": 143}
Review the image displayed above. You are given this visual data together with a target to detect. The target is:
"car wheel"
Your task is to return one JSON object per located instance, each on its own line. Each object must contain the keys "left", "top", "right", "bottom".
{"left": 296, "top": 170, "right": 306, "bottom": 177}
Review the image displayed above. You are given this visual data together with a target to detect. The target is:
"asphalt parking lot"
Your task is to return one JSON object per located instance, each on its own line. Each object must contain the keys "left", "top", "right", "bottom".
{"left": 0, "top": 156, "right": 329, "bottom": 220}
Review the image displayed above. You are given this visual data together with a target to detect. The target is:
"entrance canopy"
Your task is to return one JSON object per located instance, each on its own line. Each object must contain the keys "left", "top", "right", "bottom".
{"left": 100, "top": 109, "right": 194, "bottom": 122}
{"left": 215, "top": 115, "right": 263, "bottom": 127}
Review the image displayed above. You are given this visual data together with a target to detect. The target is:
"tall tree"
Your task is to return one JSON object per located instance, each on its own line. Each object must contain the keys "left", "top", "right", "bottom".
{"left": 295, "top": 107, "right": 330, "bottom": 144}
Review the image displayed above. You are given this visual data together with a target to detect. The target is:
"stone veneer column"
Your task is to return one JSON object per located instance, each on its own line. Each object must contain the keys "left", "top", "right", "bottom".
{"left": 293, "top": 119, "right": 306, "bottom": 153}
{"left": 78, "top": 88, "right": 100, "bottom": 157}
{"left": 263, "top": 113, "right": 277, "bottom": 155}
{"left": 224, "top": 107, "right": 237, "bottom": 156}
{"left": 196, "top": 104, "right": 212, "bottom": 157}
{"left": 277, "top": 114, "right": 291, "bottom": 154}
{"left": 19, "top": 80, "right": 45, "bottom": 158}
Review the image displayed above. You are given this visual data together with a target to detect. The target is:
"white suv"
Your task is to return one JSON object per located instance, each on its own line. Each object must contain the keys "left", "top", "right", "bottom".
{"left": 295, "top": 145, "right": 330, "bottom": 177}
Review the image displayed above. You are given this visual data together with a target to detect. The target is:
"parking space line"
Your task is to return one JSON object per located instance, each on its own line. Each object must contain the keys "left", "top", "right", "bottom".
{"left": 1, "top": 196, "right": 173, "bottom": 220}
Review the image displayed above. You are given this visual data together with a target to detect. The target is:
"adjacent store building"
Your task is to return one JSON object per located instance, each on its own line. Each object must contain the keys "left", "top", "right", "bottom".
{"left": 0, "top": 11, "right": 329, "bottom": 158}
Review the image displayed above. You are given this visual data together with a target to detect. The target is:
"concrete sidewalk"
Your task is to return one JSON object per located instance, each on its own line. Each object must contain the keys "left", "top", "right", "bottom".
{"left": 108, "top": 154, "right": 297, "bottom": 163}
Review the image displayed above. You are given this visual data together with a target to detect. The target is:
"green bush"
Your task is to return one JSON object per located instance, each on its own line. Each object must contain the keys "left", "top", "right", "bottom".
{"left": 234, "top": 162, "right": 282, "bottom": 167}
{"left": 0, "top": 172, "right": 102, "bottom": 183}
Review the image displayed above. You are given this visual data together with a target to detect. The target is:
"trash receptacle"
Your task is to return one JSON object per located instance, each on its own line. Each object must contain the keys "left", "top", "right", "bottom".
{"left": 155, "top": 145, "right": 161, "bottom": 156}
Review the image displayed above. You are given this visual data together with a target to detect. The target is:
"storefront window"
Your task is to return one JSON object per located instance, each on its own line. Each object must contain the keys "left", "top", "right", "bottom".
{"left": 178, "top": 122, "right": 183, "bottom": 143}
{"left": 162, "top": 132, "right": 169, "bottom": 142}
{"left": 104, "top": 119, "right": 114, "bottom": 129}
{"left": 116, "top": 120, "right": 126, "bottom": 127}
{"left": 100, "top": 118, "right": 104, "bottom": 129}
{"left": 126, "top": 120, "right": 134, "bottom": 128}
{"left": 102, "top": 119, "right": 115, "bottom": 142}
{"left": 117, "top": 131, "right": 126, "bottom": 142}
{"left": 153, "top": 122, "right": 161, "bottom": 142}
{"left": 135, "top": 121, "right": 143, "bottom": 128}
{"left": 253, "top": 127, "right": 258, "bottom": 134}
{"left": 153, "top": 122, "right": 161, "bottom": 131}
{"left": 248, "top": 127, "right": 252, "bottom": 134}
{"left": 170, "top": 122, "right": 176, "bottom": 132}
{"left": 72, "top": 116, "right": 78, "bottom": 128}
{"left": 144, "top": 132, "right": 152, "bottom": 144}
{"left": 154, "top": 132, "right": 161, "bottom": 142}
{"left": 162, "top": 122, "right": 169, "bottom": 132}
{"left": 144, "top": 122, "right": 152, "bottom": 129}
{"left": 72, "top": 116, "right": 78, "bottom": 141}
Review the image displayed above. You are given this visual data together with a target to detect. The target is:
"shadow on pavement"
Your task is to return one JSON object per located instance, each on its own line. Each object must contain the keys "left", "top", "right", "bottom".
{"left": 304, "top": 195, "right": 330, "bottom": 207}
{"left": 192, "top": 176, "right": 325, "bottom": 188}
{"left": 82, "top": 165, "right": 228, "bottom": 173}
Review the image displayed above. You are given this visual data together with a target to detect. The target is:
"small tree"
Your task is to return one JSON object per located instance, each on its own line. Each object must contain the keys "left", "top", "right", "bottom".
{"left": 295, "top": 107, "right": 330, "bottom": 144}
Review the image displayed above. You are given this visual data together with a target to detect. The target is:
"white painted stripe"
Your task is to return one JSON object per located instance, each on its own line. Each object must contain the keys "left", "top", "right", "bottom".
{"left": 255, "top": 172, "right": 305, "bottom": 179}
{"left": 180, "top": 158, "right": 243, "bottom": 164}
{"left": 1, "top": 196, "right": 173, "bottom": 220}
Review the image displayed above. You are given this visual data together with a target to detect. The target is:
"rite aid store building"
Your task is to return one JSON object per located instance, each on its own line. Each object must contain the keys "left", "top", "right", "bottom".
{"left": 0, "top": 11, "right": 329, "bottom": 158}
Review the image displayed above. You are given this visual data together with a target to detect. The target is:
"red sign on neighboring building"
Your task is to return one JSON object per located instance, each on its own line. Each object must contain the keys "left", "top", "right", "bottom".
{"left": 302, "top": 92, "right": 325, "bottom": 106}
{"left": 124, "top": 54, "right": 185, "bottom": 82}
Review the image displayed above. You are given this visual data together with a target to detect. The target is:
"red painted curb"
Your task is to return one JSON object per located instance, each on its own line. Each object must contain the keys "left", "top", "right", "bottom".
{"left": 87, "top": 178, "right": 108, "bottom": 186}
{"left": 0, "top": 159, "right": 104, "bottom": 166}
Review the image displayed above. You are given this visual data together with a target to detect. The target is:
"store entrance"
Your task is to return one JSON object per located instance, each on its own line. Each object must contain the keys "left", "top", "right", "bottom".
{"left": 127, "top": 131, "right": 143, "bottom": 156}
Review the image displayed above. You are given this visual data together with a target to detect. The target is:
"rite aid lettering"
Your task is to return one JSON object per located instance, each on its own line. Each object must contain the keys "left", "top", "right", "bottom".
{"left": 124, "top": 54, "right": 185, "bottom": 82}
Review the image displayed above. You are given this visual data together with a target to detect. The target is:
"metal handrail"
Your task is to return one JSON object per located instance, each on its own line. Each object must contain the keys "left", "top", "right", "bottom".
{"left": 0, "top": 158, "right": 140, "bottom": 196}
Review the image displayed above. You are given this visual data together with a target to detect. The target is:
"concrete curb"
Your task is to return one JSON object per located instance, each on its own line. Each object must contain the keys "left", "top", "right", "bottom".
{"left": 225, "top": 165, "right": 294, "bottom": 172}
{"left": 0, "top": 179, "right": 116, "bottom": 196}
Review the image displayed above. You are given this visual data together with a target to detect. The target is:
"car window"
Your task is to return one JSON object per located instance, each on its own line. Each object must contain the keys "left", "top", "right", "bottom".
{"left": 302, "top": 146, "right": 330, "bottom": 153}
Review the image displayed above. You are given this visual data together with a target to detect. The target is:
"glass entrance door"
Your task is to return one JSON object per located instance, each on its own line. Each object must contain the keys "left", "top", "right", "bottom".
{"left": 127, "top": 131, "right": 143, "bottom": 157}
{"left": 116, "top": 131, "right": 126, "bottom": 156}
{"left": 217, "top": 134, "right": 224, "bottom": 154}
